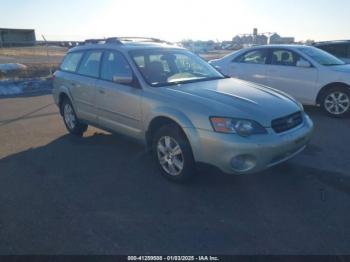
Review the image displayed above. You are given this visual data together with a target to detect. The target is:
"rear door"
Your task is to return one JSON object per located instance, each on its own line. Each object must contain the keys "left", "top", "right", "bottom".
{"left": 95, "top": 50, "right": 142, "bottom": 139}
{"left": 69, "top": 50, "right": 103, "bottom": 122}
{"left": 265, "top": 48, "right": 318, "bottom": 104}
{"left": 229, "top": 48, "right": 269, "bottom": 85}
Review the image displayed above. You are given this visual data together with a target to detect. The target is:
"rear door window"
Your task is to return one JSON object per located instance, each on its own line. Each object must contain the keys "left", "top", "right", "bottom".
{"left": 270, "top": 49, "right": 301, "bottom": 66}
{"left": 60, "top": 52, "right": 83, "bottom": 72}
{"left": 234, "top": 49, "right": 268, "bottom": 64}
{"left": 77, "top": 51, "right": 103, "bottom": 78}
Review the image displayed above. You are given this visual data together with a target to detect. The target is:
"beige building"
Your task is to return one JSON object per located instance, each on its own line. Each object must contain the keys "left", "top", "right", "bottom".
{"left": 232, "top": 28, "right": 295, "bottom": 47}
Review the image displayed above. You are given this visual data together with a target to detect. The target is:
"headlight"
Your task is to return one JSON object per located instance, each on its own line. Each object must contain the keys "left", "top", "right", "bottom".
{"left": 210, "top": 117, "right": 267, "bottom": 136}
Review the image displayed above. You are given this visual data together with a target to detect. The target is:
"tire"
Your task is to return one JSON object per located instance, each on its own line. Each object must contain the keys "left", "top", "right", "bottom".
{"left": 152, "top": 125, "right": 196, "bottom": 182}
{"left": 61, "top": 98, "right": 88, "bottom": 136}
{"left": 321, "top": 86, "right": 350, "bottom": 118}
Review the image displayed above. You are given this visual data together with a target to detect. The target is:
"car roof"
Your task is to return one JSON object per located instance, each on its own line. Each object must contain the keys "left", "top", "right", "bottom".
{"left": 232, "top": 44, "right": 316, "bottom": 55}
{"left": 313, "top": 40, "right": 350, "bottom": 46}
{"left": 68, "top": 40, "right": 184, "bottom": 53}
{"left": 245, "top": 44, "right": 309, "bottom": 50}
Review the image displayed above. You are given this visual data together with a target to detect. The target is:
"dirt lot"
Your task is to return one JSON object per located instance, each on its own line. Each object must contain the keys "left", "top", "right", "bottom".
{"left": 0, "top": 46, "right": 67, "bottom": 79}
{"left": 0, "top": 93, "right": 349, "bottom": 254}
{"left": 0, "top": 46, "right": 231, "bottom": 80}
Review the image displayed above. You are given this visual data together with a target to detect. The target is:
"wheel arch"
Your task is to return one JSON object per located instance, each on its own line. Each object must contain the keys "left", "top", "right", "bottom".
{"left": 146, "top": 116, "right": 189, "bottom": 148}
{"left": 316, "top": 82, "right": 350, "bottom": 104}
{"left": 144, "top": 105, "right": 199, "bottom": 148}
{"left": 57, "top": 86, "right": 75, "bottom": 116}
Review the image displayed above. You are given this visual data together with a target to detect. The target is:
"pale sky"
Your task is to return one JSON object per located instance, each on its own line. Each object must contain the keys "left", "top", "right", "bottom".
{"left": 1, "top": 0, "right": 350, "bottom": 42}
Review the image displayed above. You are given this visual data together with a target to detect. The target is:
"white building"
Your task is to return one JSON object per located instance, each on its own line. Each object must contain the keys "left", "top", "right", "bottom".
{"left": 267, "top": 33, "right": 295, "bottom": 44}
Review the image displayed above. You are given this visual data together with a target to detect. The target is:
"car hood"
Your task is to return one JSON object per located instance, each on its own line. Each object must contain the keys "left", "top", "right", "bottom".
{"left": 165, "top": 78, "right": 301, "bottom": 127}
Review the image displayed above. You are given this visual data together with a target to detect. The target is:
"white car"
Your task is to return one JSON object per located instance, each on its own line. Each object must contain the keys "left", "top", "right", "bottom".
{"left": 210, "top": 45, "right": 350, "bottom": 117}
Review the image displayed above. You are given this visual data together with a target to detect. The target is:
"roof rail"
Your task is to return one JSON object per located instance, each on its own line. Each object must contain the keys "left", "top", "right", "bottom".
{"left": 83, "top": 37, "right": 172, "bottom": 45}
{"left": 84, "top": 39, "right": 106, "bottom": 44}
{"left": 117, "top": 37, "right": 169, "bottom": 43}
{"left": 84, "top": 38, "right": 123, "bottom": 45}
{"left": 106, "top": 37, "right": 123, "bottom": 44}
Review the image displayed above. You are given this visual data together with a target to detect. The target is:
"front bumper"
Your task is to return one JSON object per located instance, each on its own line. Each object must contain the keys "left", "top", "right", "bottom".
{"left": 187, "top": 113, "right": 314, "bottom": 175}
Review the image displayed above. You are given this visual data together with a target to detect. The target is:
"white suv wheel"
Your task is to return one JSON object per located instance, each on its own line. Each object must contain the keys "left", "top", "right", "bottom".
{"left": 324, "top": 91, "right": 350, "bottom": 116}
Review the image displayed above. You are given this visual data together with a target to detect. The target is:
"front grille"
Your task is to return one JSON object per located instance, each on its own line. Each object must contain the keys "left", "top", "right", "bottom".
{"left": 272, "top": 111, "right": 303, "bottom": 133}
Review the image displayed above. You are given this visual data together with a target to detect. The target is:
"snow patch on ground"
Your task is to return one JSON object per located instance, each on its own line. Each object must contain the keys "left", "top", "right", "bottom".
{"left": 0, "top": 63, "right": 27, "bottom": 73}
{"left": 0, "top": 77, "right": 52, "bottom": 96}
{"left": 0, "top": 84, "right": 23, "bottom": 95}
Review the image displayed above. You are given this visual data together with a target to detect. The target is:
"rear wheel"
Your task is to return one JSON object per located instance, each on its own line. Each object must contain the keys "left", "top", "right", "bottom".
{"left": 321, "top": 87, "right": 350, "bottom": 118}
{"left": 61, "top": 98, "right": 88, "bottom": 136}
{"left": 152, "top": 125, "right": 196, "bottom": 182}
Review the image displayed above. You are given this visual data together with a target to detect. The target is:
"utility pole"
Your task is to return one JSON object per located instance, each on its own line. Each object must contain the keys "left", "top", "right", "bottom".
{"left": 42, "top": 34, "right": 52, "bottom": 76}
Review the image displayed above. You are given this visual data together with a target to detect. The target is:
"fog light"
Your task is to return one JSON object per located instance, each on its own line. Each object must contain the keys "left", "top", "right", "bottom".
{"left": 231, "top": 155, "right": 256, "bottom": 172}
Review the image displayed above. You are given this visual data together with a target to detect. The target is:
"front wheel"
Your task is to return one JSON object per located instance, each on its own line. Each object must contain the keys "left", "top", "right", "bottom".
{"left": 152, "top": 125, "right": 196, "bottom": 182}
{"left": 321, "top": 87, "right": 350, "bottom": 118}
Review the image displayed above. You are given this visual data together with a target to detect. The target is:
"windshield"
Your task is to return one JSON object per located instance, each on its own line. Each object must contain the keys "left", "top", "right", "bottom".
{"left": 130, "top": 49, "right": 225, "bottom": 87}
{"left": 299, "top": 47, "right": 345, "bottom": 66}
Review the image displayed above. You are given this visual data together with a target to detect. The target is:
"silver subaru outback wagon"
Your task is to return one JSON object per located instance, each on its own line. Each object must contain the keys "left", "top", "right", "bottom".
{"left": 53, "top": 37, "right": 314, "bottom": 182}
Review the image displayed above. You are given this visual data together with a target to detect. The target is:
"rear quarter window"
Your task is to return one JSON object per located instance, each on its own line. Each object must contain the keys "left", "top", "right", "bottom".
{"left": 60, "top": 52, "right": 83, "bottom": 72}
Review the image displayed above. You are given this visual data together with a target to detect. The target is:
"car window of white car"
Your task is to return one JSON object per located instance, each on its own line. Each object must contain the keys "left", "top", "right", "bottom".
{"left": 271, "top": 49, "right": 302, "bottom": 67}
{"left": 234, "top": 50, "right": 268, "bottom": 64}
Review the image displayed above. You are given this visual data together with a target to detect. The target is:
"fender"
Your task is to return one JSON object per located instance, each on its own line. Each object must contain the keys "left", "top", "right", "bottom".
{"left": 145, "top": 106, "right": 196, "bottom": 130}
{"left": 145, "top": 106, "right": 202, "bottom": 160}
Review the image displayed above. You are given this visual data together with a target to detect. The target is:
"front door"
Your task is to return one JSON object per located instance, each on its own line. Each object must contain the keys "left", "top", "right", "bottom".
{"left": 95, "top": 50, "right": 143, "bottom": 139}
{"left": 266, "top": 48, "right": 318, "bottom": 104}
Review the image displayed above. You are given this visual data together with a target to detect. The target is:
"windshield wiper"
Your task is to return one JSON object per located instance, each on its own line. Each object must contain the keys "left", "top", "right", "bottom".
{"left": 152, "top": 76, "right": 225, "bottom": 87}
{"left": 172, "top": 76, "right": 224, "bottom": 85}
{"left": 324, "top": 63, "right": 345, "bottom": 66}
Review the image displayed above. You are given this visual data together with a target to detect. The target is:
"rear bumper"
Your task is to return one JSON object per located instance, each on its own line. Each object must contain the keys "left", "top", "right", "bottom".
{"left": 186, "top": 113, "right": 314, "bottom": 175}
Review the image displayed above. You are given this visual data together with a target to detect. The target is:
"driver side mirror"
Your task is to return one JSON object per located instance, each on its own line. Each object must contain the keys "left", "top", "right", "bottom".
{"left": 112, "top": 75, "right": 133, "bottom": 84}
{"left": 296, "top": 60, "right": 311, "bottom": 68}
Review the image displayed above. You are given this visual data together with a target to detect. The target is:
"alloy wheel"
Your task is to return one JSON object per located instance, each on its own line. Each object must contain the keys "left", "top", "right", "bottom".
{"left": 324, "top": 91, "right": 350, "bottom": 115}
{"left": 63, "top": 103, "right": 76, "bottom": 130}
{"left": 157, "top": 136, "right": 184, "bottom": 176}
